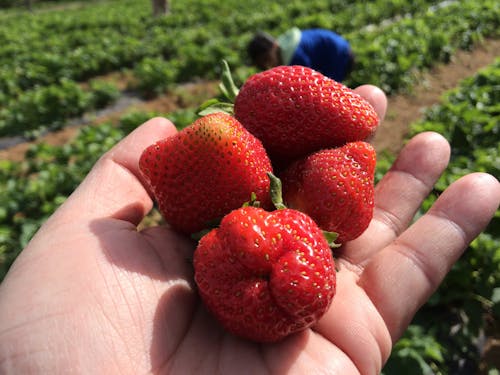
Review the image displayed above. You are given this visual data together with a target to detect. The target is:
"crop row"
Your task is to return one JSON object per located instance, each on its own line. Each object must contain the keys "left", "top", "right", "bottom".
{"left": 3, "top": 0, "right": 499, "bottom": 137}
{"left": 0, "top": 0, "right": 441, "bottom": 98}
{"left": 0, "top": 78, "right": 120, "bottom": 139}
{"left": 348, "top": 0, "right": 500, "bottom": 94}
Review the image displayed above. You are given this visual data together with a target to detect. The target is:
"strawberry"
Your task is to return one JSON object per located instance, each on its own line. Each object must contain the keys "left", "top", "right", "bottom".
{"left": 139, "top": 112, "right": 273, "bottom": 234}
{"left": 193, "top": 205, "right": 336, "bottom": 342}
{"left": 233, "top": 65, "right": 379, "bottom": 165}
{"left": 280, "top": 141, "right": 376, "bottom": 243}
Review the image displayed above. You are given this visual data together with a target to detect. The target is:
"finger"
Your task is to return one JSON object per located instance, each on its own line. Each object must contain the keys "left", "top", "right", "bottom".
{"left": 55, "top": 117, "right": 178, "bottom": 225}
{"left": 339, "top": 132, "right": 450, "bottom": 266}
{"left": 353, "top": 84, "right": 387, "bottom": 121}
{"left": 313, "top": 269, "right": 393, "bottom": 375}
{"left": 359, "top": 172, "right": 500, "bottom": 340}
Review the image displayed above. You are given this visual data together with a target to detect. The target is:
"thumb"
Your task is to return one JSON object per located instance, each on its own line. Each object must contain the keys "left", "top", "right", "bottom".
{"left": 55, "top": 117, "right": 177, "bottom": 226}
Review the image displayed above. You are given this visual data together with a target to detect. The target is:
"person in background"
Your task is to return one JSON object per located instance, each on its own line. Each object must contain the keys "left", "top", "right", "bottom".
{"left": 247, "top": 27, "right": 355, "bottom": 82}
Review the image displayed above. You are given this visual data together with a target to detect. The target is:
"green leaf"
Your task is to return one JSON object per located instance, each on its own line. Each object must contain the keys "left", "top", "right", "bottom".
{"left": 323, "top": 231, "right": 341, "bottom": 248}
{"left": 196, "top": 60, "right": 241, "bottom": 116}
{"left": 219, "top": 60, "right": 240, "bottom": 103}
{"left": 197, "top": 100, "right": 234, "bottom": 116}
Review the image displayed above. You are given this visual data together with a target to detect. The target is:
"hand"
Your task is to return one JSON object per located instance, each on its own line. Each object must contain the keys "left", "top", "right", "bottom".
{"left": 0, "top": 86, "right": 498, "bottom": 374}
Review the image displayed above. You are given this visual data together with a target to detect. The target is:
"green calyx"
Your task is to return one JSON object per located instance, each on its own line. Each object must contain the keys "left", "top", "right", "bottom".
{"left": 198, "top": 60, "right": 238, "bottom": 116}
{"left": 197, "top": 99, "right": 235, "bottom": 116}
{"left": 190, "top": 176, "right": 340, "bottom": 249}
{"left": 323, "top": 231, "right": 341, "bottom": 248}
{"left": 268, "top": 172, "right": 287, "bottom": 210}
{"left": 242, "top": 192, "right": 261, "bottom": 208}
{"left": 241, "top": 173, "right": 286, "bottom": 211}
{"left": 268, "top": 172, "right": 340, "bottom": 248}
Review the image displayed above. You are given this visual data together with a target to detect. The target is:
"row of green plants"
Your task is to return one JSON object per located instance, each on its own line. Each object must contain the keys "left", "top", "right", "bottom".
{"left": 348, "top": 0, "right": 500, "bottom": 94}
{"left": 0, "top": 0, "right": 441, "bottom": 99}
{"left": 0, "top": 78, "right": 120, "bottom": 139}
{"left": 3, "top": 0, "right": 499, "bottom": 137}
{"left": 380, "top": 58, "right": 500, "bottom": 374}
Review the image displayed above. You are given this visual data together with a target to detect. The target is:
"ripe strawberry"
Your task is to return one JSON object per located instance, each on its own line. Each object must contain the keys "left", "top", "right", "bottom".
{"left": 193, "top": 206, "right": 336, "bottom": 342}
{"left": 280, "top": 141, "right": 376, "bottom": 243}
{"left": 233, "top": 65, "right": 379, "bottom": 164}
{"left": 139, "top": 112, "right": 273, "bottom": 234}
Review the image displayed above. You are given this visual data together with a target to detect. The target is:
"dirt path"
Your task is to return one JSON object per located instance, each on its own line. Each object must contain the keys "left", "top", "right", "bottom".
{"left": 0, "top": 80, "right": 219, "bottom": 162}
{"left": 1, "top": 38, "right": 499, "bottom": 162}
{"left": 372, "top": 38, "right": 500, "bottom": 154}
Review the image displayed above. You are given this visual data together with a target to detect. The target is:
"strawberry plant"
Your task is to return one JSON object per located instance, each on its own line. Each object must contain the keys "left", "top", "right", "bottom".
{"left": 88, "top": 78, "right": 121, "bottom": 109}
{"left": 0, "top": 79, "right": 93, "bottom": 137}
{"left": 0, "top": 78, "right": 120, "bottom": 137}
{"left": 132, "top": 56, "right": 180, "bottom": 97}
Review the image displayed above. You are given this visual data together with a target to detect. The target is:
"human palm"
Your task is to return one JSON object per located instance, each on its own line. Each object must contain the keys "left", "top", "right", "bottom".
{"left": 0, "top": 86, "right": 498, "bottom": 374}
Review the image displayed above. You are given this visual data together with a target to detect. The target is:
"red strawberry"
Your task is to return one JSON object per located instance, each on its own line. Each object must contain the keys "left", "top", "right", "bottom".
{"left": 281, "top": 141, "right": 376, "bottom": 243}
{"left": 139, "top": 112, "right": 273, "bottom": 234}
{"left": 193, "top": 206, "right": 336, "bottom": 342}
{"left": 234, "top": 65, "right": 379, "bottom": 164}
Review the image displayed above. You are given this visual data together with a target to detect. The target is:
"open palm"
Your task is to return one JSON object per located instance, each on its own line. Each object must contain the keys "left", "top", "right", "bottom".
{"left": 0, "top": 86, "right": 498, "bottom": 375}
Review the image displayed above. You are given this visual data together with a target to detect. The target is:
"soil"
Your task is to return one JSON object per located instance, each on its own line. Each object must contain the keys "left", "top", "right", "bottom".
{"left": 371, "top": 37, "right": 500, "bottom": 154}
{"left": 1, "top": 38, "right": 499, "bottom": 162}
{"left": 0, "top": 80, "right": 219, "bottom": 161}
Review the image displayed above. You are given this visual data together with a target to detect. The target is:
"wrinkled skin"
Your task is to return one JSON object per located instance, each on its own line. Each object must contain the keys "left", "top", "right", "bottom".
{"left": 0, "top": 86, "right": 498, "bottom": 375}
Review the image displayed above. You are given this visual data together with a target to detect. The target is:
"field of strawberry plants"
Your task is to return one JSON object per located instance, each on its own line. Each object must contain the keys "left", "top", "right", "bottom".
{"left": 0, "top": 0, "right": 499, "bottom": 137}
{"left": 0, "top": 0, "right": 499, "bottom": 373}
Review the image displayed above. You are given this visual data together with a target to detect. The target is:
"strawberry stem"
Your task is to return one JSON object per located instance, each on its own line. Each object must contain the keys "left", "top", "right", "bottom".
{"left": 268, "top": 172, "right": 287, "bottom": 210}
